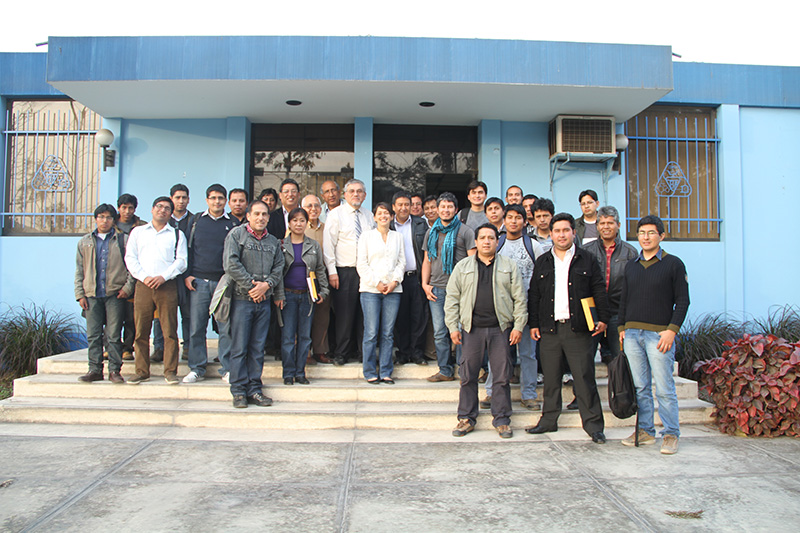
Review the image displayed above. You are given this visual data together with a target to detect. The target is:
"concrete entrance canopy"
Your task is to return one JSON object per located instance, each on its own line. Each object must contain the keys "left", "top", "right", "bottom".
{"left": 45, "top": 36, "right": 673, "bottom": 124}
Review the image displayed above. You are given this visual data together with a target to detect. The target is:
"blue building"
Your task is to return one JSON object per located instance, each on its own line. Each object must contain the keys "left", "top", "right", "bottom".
{"left": 1, "top": 36, "right": 798, "bottom": 324}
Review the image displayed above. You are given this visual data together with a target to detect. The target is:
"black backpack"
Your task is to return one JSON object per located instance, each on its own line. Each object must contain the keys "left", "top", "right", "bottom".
{"left": 607, "top": 351, "right": 638, "bottom": 418}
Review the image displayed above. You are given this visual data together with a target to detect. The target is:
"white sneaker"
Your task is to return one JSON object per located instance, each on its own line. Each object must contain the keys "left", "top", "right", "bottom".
{"left": 182, "top": 371, "right": 204, "bottom": 383}
{"left": 221, "top": 372, "right": 230, "bottom": 384}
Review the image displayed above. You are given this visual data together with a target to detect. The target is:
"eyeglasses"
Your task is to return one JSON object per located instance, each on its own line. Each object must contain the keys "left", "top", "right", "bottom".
{"left": 96, "top": 215, "right": 115, "bottom": 221}
{"left": 154, "top": 205, "right": 172, "bottom": 211}
{"left": 281, "top": 189, "right": 298, "bottom": 195}
{"left": 303, "top": 204, "right": 321, "bottom": 210}
{"left": 346, "top": 189, "right": 365, "bottom": 195}
{"left": 637, "top": 231, "right": 660, "bottom": 237}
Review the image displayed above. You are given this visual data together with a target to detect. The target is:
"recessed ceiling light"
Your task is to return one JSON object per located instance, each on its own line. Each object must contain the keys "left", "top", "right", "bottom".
{"left": 419, "top": 101, "right": 435, "bottom": 108}
{"left": 286, "top": 100, "right": 302, "bottom": 106}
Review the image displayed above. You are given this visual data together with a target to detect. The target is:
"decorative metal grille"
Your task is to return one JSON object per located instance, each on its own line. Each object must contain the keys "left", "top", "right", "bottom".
{"left": 3, "top": 100, "right": 103, "bottom": 235}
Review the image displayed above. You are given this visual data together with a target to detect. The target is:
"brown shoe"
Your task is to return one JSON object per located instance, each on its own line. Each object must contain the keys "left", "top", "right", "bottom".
{"left": 78, "top": 372, "right": 103, "bottom": 383}
{"left": 427, "top": 372, "right": 455, "bottom": 382}
{"left": 496, "top": 425, "right": 513, "bottom": 439}
{"left": 479, "top": 396, "right": 492, "bottom": 409}
{"left": 510, "top": 375, "right": 520, "bottom": 384}
{"left": 109, "top": 372, "right": 125, "bottom": 384}
{"left": 452, "top": 419, "right": 475, "bottom": 437}
{"left": 313, "top": 353, "right": 333, "bottom": 364}
{"left": 520, "top": 399, "right": 541, "bottom": 411}
{"left": 477, "top": 369, "right": 488, "bottom": 384}
{"left": 122, "top": 351, "right": 134, "bottom": 361}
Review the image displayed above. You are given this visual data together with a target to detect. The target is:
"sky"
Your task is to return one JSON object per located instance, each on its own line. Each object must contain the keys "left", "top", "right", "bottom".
{"left": 3, "top": 0, "right": 797, "bottom": 67}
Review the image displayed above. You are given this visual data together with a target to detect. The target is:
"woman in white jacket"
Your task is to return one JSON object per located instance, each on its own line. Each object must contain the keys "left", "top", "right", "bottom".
{"left": 357, "top": 202, "right": 406, "bottom": 384}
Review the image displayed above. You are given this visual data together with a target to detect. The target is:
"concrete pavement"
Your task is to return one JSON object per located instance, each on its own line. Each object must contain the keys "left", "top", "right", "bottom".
{"left": 0, "top": 423, "right": 798, "bottom": 532}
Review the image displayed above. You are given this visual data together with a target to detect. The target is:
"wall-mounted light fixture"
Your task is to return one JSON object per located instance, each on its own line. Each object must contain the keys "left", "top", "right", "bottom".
{"left": 96, "top": 129, "right": 116, "bottom": 170}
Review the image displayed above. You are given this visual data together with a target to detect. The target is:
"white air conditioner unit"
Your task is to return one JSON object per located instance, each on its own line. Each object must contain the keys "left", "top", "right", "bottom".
{"left": 548, "top": 115, "right": 616, "bottom": 158}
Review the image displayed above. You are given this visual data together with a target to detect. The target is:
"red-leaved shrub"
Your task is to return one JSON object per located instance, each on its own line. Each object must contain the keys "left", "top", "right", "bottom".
{"left": 695, "top": 334, "right": 800, "bottom": 437}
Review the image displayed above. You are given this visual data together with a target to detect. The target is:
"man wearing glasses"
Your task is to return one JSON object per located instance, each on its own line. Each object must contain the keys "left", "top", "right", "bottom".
{"left": 124, "top": 197, "right": 188, "bottom": 385}
{"left": 618, "top": 215, "right": 690, "bottom": 455}
{"left": 323, "top": 179, "right": 375, "bottom": 365}
{"left": 575, "top": 189, "right": 600, "bottom": 245}
{"left": 267, "top": 178, "right": 301, "bottom": 238}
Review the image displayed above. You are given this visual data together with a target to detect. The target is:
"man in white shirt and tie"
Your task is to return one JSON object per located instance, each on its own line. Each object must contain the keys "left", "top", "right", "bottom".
{"left": 323, "top": 179, "right": 375, "bottom": 365}
{"left": 124, "top": 196, "right": 188, "bottom": 385}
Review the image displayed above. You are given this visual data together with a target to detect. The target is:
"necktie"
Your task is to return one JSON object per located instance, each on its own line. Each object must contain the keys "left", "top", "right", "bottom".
{"left": 354, "top": 210, "right": 362, "bottom": 239}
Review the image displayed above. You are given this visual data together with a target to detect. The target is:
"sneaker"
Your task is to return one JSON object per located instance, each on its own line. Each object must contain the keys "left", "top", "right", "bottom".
{"left": 233, "top": 395, "right": 247, "bottom": 408}
{"left": 122, "top": 351, "right": 134, "bottom": 361}
{"left": 427, "top": 372, "right": 455, "bottom": 382}
{"left": 520, "top": 399, "right": 541, "bottom": 411}
{"left": 621, "top": 429, "right": 656, "bottom": 447}
{"left": 221, "top": 372, "right": 230, "bottom": 384}
{"left": 109, "top": 372, "right": 125, "bottom": 384}
{"left": 452, "top": 419, "right": 475, "bottom": 437}
{"left": 247, "top": 393, "right": 273, "bottom": 407}
{"left": 661, "top": 435, "right": 679, "bottom": 455}
{"left": 127, "top": 374, "right": 150, "bottom": 385}
{"left": 151, "top": 348, "right": 164, "bottom": 363}
{"left": 182, "top": 371, "right": 204, "bottom": 383}
{"left": 563, "top": 373, "right": 573, "bottom": 385}
{"left": 78, "top": 372, "right": 104, "bottom": 383}
{"left": 537, "top": 373, "right": 544, "bottom": 386}
{"left": 479, "top": 396, "right": 492, "bottom": 409}
{"left": 164, "top": 372, "right": 179, "bottom": 385}
{"left": 496, "top": 425, "right": 513, "bottom": 439}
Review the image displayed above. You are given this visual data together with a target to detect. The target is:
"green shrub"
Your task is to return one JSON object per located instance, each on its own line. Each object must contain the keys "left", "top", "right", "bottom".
{"left": 0, "top": 303, "right": 82, "bottom": 380}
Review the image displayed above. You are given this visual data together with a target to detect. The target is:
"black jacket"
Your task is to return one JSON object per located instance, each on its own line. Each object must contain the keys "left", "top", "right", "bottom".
{"left": 266, "top": 208, "right": 286, "bottom": 239}
{"left": 528, "top": 246, "right": 610, "bottom": 334}
{"left": 389, "top": 215, "right": 428, "bottom": 272}
{"left": 583, "top": 237, "right": 638, "bottom": 313}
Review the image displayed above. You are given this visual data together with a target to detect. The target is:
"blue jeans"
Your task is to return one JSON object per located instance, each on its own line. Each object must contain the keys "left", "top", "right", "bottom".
{"left": 360, "top": 292, "right": 401, "bottom": 380}
{"left": 86, "top": 295, "right": 125, "bottom": 373}
{"left": 229, "top": 298, "right": 271, "bottom": 397}
{"left": 188, "top": 278, "right": 232, "bottom": 377}
{"left": 624, "top": 328, "right": 680, "bottom": 437}
{"left": 281, "top": 291, "right": 314, "bottom": 379}
{"left": 428, "top": 286, "right": 454, "bottom": 377}
{"left": 486, "top": 327, "right": 538, "bottom": 400}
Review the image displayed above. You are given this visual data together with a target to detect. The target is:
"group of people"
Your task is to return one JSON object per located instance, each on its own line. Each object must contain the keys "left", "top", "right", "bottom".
{"left": 74, "top": 178, "right": 689, "bottom": 454}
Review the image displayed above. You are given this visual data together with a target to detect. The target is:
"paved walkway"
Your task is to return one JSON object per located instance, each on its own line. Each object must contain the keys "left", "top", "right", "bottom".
{"left": 0, "top": 423, "right": 798, "bottom": 532}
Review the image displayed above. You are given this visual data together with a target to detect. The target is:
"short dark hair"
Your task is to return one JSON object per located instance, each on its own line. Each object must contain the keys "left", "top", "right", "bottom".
{"left": 532, "top": 198, "right": 555, "bottom": 215}
{"left": 170, "top": 183, "right": 189, "bottom": 196}
{"left": 259, "top": 188, "right": 278, "bottom": 203}
{"left": 287, "top": 206, "right": 309, "bottom": 222}
{"left": 550, "top": 212, "right": 575, "bottom": 230}
{"left": 392, "top": 191, "right": 411, "bottom": 205}
{"left": 484, "top": 197, "right": 504, "bottom": 211}
{"left": 373, "top": 202, "right": 394, "bottom": 216}
{"left": 279, "top": 178, "right": 300, "bottom": 193}
{"left": 423, "top": 195, "right": 437, "bottom": 205}
{"left": 503, "top": 204, "right": 526, "bottom": 219}
{"left": 466, "top": 180, "right": 488, "bottom": 195}
{"left": 94, "top": 203, "right": 117, "bottom": 219}
{"left": 475, "top": 222, "right": 499, "bottom": 240}
{"left": 246, "top": 200, "right": 269, "bottom": 213}
{"left": 206, "top": 183, "right": 227, "bottom": 198}
{"left": 579, "top": 189, "right": 598, "bottom": 203}
{"left": 436, "top": 192, "right": 458, "bottom": 210}
{"left": 152, "top": 196, "right": 174, "bottom": 212}
{"left": 523, "top": 193, "right": 538, "bottom": 202}
{"left": 412, "top": 193, "right": 425, "bottom": 202}
{"left": 117, "top": 193, "right": 138, "bottom": 209}
{"left": 637, "top": 215, "right": 665, "bottom": 235}
{"left": 229, "top": 188, "right": 249, "bottom": 201}
{"left": 506, "top": 185, "right": 523, "bottom": 196}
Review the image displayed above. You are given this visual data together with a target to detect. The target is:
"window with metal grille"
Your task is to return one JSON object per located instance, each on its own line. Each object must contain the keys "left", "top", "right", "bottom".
{"left": 2, "top": 100, "right": 103, "bottom": 236}
{"left": 624, "top": 105, "right": 720, "bottom": 241}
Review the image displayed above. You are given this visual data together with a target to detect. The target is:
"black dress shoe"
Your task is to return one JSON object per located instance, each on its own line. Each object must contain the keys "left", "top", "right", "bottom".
{"left": 284, "top": 377, "right": 293, "bottom": 385}
{"left": 525, "top": 424, "right": 558, "bottom": 434}
{"left": 566, "top": 398, "right": 579, "bottom": 410}
{"left": 78, "top": 371, "right": 104, "bottom": 383}
{"left": 591, "top": 431, "right": 607, "bottom": 444}
{"left": 411, "top": 357, "right": 428, "bottom": 366}
{"left": 333, "top": 355, "right": 346, "bottom": 366}
{"left": 295, "top": 376, "right": 310, "bottom": 385}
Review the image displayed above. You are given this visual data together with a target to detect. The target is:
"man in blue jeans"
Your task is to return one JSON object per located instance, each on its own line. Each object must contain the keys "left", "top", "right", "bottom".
{"left": 75, "top": 204, "right": 135, "bottom": 383}
{"left": 421, "top": 192, "right": 476, "bottom": 382}
{"left": 223, "top": 200, "right": 285, "bottom": 408}
{"left": 182, "top": 184, "right": 236, "bottom": 384}
{"left": 618, "top": 215, "right": 690, "bottom": 455}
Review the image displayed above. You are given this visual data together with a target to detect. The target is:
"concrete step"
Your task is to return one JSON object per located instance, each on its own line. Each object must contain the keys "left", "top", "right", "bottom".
{"left": 11, "top": 373, "right": 699, "bottom": 402}
{"left": 0, "top": 396, "right": 713, "bottom": 430}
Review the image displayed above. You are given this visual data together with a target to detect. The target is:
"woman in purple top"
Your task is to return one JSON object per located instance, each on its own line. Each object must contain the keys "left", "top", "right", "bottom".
{"left": 279, "top": 207, "right": 329, "bottom": 384}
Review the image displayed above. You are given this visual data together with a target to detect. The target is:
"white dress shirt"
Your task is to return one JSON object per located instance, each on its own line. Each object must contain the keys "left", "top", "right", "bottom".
{"left": 553, "top": 244, "right": 575, "bottom": 321}
{"left": 356, "top": 229, "right": 406, "bottom": 293}
{"left": 323, "top": 203, "right": 375, "bottom": 275}
{"left": 125, "top": 222, "right": 188, "bottom": 282}
{"left": 393, "top": 216, "right": 417, "bottom": 272}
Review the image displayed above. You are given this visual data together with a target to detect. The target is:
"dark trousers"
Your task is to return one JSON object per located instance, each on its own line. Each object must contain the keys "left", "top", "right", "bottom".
{"left": 538, "top": 321, "right": 604, "bottom": 435}
{"left": 122, "top": 299, "right": 136, "bottom": 353}
{"left": 592, "top": 314, "right": 620, "bottom": 362}
{"left": 394, "top": 274, "right": 429, "bottom": 363}
{"left": 330, "top": 267, "right": 362, "bottom": 361}
{"left": 458, "top": 326, "right": 512, "bottom": 427}
{"left": 229, "top": 298, "right": 271, "bottom": 397}
{"left": 133, "top": 280, "right": 179, "bottom": 377}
